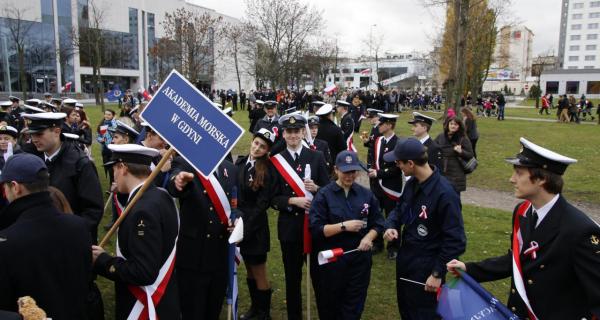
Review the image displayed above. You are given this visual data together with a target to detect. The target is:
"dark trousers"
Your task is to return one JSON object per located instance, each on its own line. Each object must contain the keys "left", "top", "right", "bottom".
{"left": 470, "top": 138, "right": 478, "bottom": 159}
{"left": 280, "top": 241, "right": 305, "bottom": 320}
{"left": 373, "top": 194, "right": 399, "bottom": 251}
{"left": 177, "top": 267, "right": 227, "bottom": 320}
{"left": 315, "top": 251, "right": 371, "bottom": 320}
{"left": 396, "top": 266, "right": 440, "bottom": 320}
{"left": 497, "top": 104, "right": 505, "bottom": 120}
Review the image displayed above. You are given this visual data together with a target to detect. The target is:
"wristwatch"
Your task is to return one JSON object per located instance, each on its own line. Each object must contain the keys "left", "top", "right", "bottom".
{"left": 340, "top": 221, "right": 346, "bottom": 231}
{"left": 431, "top": 271, "right": 442, "bottom": 279}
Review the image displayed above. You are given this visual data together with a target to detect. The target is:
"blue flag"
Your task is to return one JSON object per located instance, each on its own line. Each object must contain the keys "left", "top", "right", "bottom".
{"left": 227, "top": 187, "right": 240, "bottom": 320}
{"left": 437, "top": 271, "right": 519, "bottom": 320}
{"left": 105, "top": 85, "right": 123, "bottom": 102}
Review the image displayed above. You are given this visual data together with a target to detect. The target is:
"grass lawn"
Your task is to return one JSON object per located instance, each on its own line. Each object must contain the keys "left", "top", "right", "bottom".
{"left": 84, "top": 103, "right": 593, "bottom": 319}
{"left": 520, "top": 97, "right": 600, "bottom": 107}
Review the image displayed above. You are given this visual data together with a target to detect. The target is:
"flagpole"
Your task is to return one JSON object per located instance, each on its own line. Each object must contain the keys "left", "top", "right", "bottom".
{"left": 99, "top": 148, "right": 176, "bottom": 247}
{"left": 227, "top": 305, "right": 232, "bottom": 320}
{"left": 103, "top": 192, "right": 113, "bottom": 214}
{"left": 306, "top": 255, "right": 311, "bottom": 320}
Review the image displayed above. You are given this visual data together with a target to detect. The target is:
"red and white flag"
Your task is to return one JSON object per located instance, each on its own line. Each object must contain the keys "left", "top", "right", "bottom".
{"left": 317, "top": 248, "right": 359, "bottom": 265}
{"left": 360, "top": 68, "right": 371, "bottom": 75}
{"left": 139, "top": 87, "right": 153, "bottom": 101}
{"left": 62, "top": 81, "right": 72, "bottom": 92}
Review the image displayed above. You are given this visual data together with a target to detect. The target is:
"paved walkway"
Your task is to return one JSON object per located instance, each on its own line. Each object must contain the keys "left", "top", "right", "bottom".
{"left": 356, "top": 174, "right": 600, "bottom": 223}
{"left": 504, "top": 116, "right": 598, "bottom": 124}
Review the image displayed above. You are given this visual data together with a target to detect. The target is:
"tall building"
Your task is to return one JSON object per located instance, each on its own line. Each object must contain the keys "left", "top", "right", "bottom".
{"left": 0, "top": 0, "right": 254, "bottom": 95}
{"left": 490, "top": 25, "right": 534, "bottom": 82}
{"left": 558, "top": 0, "right": 600, "bottom": 69}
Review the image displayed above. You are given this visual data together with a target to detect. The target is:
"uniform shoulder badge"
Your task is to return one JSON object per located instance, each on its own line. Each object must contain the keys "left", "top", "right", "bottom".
{"left": 591, "top": 235, "right": 599, "bottom": 246}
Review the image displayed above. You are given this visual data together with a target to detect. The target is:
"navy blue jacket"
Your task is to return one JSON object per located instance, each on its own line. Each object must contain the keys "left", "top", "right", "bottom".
{"left": 310, "top": 181, "right": 384, "bottom": 252}
{"left": 385, "top": 168, "right": 466, "bottom": 278}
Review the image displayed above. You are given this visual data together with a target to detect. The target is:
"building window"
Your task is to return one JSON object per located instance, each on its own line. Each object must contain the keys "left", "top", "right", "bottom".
{"left": 573, "top": 13, "right": 583, "bottom": 19}
{"left": 570, "top": 45, "right": 580, "bottom": 51}
{"left": 588, "top": 34, "right": 599, "bottom": 40}
{"left": 584, "top": 66, "right": 595, "bottom": 69}
{"left": 585, "top": 55, "right": 596, "bottom": 61}
{"left": 568, "top": 66, "right": 579, "bottom": 69}
{"left": 566, "top": 81, "right": 580, "bottom": 94}
{"left": 342, "top": 68, "right": 350, "bottom": 74}
{"left": 572, "top": 24, "right": 582, "bottom": 30}
{"left": 546, "top": 81, "right": 559, "bottom": 94}
{"left": 587, "top": 81, "right": 600, "bottom": 94}
{"left": 590, "top": 12, "right": 600, "bottom": 18}
{"left": 571, "top": 34, "right": 581, "bottom": 40}
{"left": 588, "top": 23, "right": 599, "bottom": 29}
{"left": 591, "top": 1, "right": 600, "bottom": 8}
{"left": 573, "top": 2, "right": 584, "bottom": 8}
{"left": 586, "top": 44, "right": 597, "bottom": 50}
{"left": 344, "top": 77, "right": 354, "bottom": 82}
{"left": 569, "top": 56, "right": 579, "bottom": 61}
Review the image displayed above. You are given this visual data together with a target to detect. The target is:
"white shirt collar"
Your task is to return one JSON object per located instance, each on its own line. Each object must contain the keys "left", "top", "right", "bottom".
{"left": 383, "top": 133, "right": 395, "bottom": 144}
{"left": 419, "top": 134, "right": 430, "bottom": 144}
{"left": 532, "top": 194, "right": 560, "bottom": 228}
{"left": 287, "top": 145, "right": 302, "bottom": 158}
{"left": 127, "top": 182, "right": 145, "bottom": 203}
{"left": 246, "top": 156, "right": 255, "bottom": 169}
{"left": 44, "top": 145, "right": 62, "bottom": 162}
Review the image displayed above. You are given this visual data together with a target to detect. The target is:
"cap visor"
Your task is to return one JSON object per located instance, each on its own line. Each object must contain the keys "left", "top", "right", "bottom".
{"left": 407, "top": 120, "right": 417, "bottom": 124}
{"left": 383, "top": 151, "right": 398, "bottom": 162}
{"left": 504, "top": 157, "right": 535, "bottom": 167}
{"left": 25, "top": 127, "right": 46, "bottom": 134}
{"left": 103, "top": 160, "right": 117, "bottom": 167}
{"left": 338, "top": 164, "right": 364, "bottom": 172}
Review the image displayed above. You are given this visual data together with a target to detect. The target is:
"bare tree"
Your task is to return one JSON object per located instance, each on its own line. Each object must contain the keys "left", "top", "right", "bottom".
{"left": 72, "top": 0, "right": 107, "bottom": 109}
{"left": 157, "top": 8, "right": 225, "bottom": 87}
{"left": 245, "top": 0, "right": 323, "bottom": 89}
{"left": 223, "top": 23, "right": 245, "bottom": 95}
{"left": 362, "top": 30, "right": 385, "bottom": 88}
{"left": 3, "top": 4, "right": 36, "bottom": 99}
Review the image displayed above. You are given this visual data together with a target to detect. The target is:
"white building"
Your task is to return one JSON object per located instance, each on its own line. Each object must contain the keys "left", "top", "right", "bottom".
{"left": 558, "top": 0, "right": 600, "bottom": 69}
{"left": 324, "top": 52, "right": 435, "bottom": 91}
{"left": 0, "top": 0, "right": 254, "bottom": 94}
{"left": 491, "top": 25, "right": 534, "bottom": 82}
{"left": 540, "top": 68, "right": 600, "bottom": 98}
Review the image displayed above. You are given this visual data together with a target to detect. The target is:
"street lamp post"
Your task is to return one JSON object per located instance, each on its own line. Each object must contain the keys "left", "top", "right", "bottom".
{"left": 369, "top": 24, "right": 377, "bottom": 89}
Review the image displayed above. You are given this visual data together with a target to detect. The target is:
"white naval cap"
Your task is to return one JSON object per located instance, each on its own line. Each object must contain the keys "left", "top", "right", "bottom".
{"left": 255, "top": 99, "right": 265, "bottom": 105}
{"left": 105, "top": 144, "right": 159, "bottom": 166}
{"left": 22, "top": 112, "right": 67, "bottom": 133}
{"left": 505, "top": 137, "right": 577, "bottom": 175}
{"left": 0, "top": 125, "right": 18, "bottom": 138}
{"left": 409, "top": 112, "right": 436, "bottom": 125}
{"left": 254, "top": 128, "right": 276, "bottom": 145}
{"left": 25, "top": 98, "right": 41, "bottom": 105}
{"left": 62, "top": 132, "right": 80, "bottom": 140}
{"left": 378, "top": 113, "right": 399, "bottom": 123}
{"left": 23, "top": 105, "right": 49, "bottom": 114}
{"left": 0, "top": 101, "right": 12, "bottom": 108}
{"left": 63, "top": 98, "right": 78, "bottom": 104}
{"left": 335, "top": 100, "right": 351, "bottom": 107}
{"left": 315, "top": 103, "right": 334, "bottom": 116}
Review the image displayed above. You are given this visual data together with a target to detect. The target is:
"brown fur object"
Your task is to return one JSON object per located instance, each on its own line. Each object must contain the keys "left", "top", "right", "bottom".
{"left": 17, "top": 296, "right": 46, "bottom": 320}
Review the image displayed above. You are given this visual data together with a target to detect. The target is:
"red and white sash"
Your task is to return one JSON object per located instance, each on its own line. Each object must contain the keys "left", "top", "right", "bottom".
{"left": 346, "top": 134, "right": 357, "bottom": 152}
{"left": 116, "top": 189, "right": 179, "bottom": 320}
{"left": 271, "top": 153, "right": 313, "bottom": 253}
{"left": 197, "top": 172, "right": 231, "bottom": 225}
{"left": 373, "top": 136, "right": 402, "bottom": 201}
{"left": 511, "top": 200, "right": 538, "bottom": 320}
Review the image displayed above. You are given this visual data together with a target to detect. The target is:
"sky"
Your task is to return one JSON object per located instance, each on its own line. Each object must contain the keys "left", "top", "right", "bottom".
{"left": 190, "top": 0, "right": 562, "bottom": 57}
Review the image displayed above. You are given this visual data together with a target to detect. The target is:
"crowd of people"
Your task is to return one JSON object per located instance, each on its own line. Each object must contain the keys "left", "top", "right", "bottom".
{"left": 0, "top": 86, "right": 598, "bottom": 320}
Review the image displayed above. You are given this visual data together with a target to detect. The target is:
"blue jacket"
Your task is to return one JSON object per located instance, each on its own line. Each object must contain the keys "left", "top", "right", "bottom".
{"left": 310, "top": 181, "right": 384, "bottom": 252}
{"left": 386, "top": 168, "right": 466, "bottom": 278}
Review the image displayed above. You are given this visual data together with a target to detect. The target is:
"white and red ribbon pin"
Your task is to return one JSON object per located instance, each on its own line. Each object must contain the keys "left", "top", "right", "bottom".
{"left": 419, "top": 205, "right": 428, "bottom": 219}
{"left": 523, "top": 241, "right": 539, "bottom": 260}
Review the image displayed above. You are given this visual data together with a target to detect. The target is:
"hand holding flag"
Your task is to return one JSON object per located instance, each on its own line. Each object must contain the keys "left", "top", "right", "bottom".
{"left": 317, "top": 248, "right": 359, "bottom": 265}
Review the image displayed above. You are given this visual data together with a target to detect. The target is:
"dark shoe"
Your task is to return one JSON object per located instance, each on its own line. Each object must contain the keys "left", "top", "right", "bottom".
{"left": 387, "top": 250, "right": 398, "bottom": 260}
{"left": 240, "top": 279, "right": 258, "bottom": 320}
{"left": 255, "top": 289, "right": 272, "bottom": 320}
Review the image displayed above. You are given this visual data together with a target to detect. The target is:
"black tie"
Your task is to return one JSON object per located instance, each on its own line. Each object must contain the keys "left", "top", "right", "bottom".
{"left": 294, "top": 152, "right": 299, "bottom": 162}
{"left": 246, "top": 161, "right": 253, "bottom": 172}
{"left": 45, "top": 158, "right": 52, "bottom": 168}
{"left": 529, "top": 209, "right": 538, "bottom": 233}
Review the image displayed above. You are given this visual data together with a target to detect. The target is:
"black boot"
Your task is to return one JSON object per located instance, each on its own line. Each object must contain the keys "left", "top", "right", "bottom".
{"left": 240, "top": 279, "right": 258, "bottom": 320}
{"left": 255, "top": 289, "right": 272, "bottom": 320}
